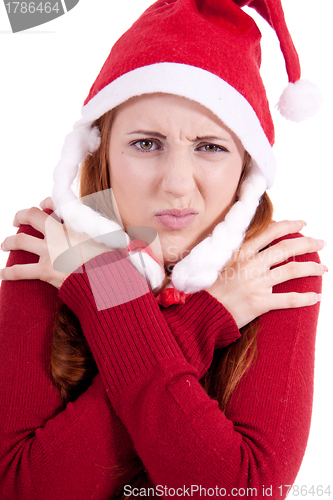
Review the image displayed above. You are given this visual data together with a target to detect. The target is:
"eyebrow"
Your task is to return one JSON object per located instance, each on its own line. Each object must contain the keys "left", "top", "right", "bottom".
{"left": 128, "top": 130, "right": 167, "bottom": 139}
{"left": 127, "top": 130, "right": 231, "bottom": 143}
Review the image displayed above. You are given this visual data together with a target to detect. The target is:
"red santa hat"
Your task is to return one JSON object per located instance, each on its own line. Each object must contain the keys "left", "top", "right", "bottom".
{"left": 52, "top": 0, "right": 322, "bottom": 294}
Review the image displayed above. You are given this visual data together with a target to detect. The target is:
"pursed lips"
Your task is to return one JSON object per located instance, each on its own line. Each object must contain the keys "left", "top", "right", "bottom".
{"left": 154, "top": 208, "right": 198, "bottom": 229}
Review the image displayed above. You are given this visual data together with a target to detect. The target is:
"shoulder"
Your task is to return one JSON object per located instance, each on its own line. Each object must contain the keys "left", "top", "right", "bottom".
{"left": 269, "top": 230, "right": 320, "bottom": 264}
{"left": 268, "top": 231, "right": 322, "bottom": 295}
{"left": 5, "top": 208, "right": 53, "bottom": 267}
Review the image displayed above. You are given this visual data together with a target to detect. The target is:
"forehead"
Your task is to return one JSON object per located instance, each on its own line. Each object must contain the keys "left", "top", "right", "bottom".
{"left": 112, "top": 93, "right": 236, "bottom": 140}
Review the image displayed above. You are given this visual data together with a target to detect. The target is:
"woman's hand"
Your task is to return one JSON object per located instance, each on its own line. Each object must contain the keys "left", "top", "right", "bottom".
{"left": 0, "top": 200, "right": 110, "bottom": 289}
{"left": 39, "top": 196, "right": 56, "bottom": 212}
{"left": 205, "top": 220, "right": 327, "bottom": 329}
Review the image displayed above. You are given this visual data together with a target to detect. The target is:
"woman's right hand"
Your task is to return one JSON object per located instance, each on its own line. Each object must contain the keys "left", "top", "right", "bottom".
{"left": 0, "top": 203, "right": 111, "bottom": 289}
{"left": 205, "top": 220, "right": 327, "bottom": 329}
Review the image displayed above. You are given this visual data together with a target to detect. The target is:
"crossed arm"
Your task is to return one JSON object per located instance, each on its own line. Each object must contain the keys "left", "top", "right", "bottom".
{"left": 0, "top": 204, "right": 325, "bottom": 499}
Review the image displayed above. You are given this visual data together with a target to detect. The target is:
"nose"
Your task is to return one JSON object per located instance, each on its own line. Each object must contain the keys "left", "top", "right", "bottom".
{"left": 161, "top": 150, "right": 196, "bottom": 198}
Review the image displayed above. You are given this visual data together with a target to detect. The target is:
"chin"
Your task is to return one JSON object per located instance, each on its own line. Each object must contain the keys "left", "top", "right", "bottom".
{"left": 160, "top": 244, "right": 191, "bottom": 269}
{"left": 158, "top": 229, "right": 207, "bottom": 267}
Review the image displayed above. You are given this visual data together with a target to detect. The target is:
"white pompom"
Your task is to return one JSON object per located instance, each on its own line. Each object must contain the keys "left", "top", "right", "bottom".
{"left": 88, "top": 125, "right": 101, "bottom": 153}
{"left": 277, "top": 79, "right": 323, "bottom": 122}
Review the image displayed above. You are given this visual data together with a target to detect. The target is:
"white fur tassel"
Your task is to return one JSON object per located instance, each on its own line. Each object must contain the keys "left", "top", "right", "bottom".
{"left": 88, "top": 125, "right": 101, "bottom": 153}
{"left": 171, "top": 163, "right": 267, "bottom": 294}
{"left": 277, "top": 79, "right": 323, "bottom": 122}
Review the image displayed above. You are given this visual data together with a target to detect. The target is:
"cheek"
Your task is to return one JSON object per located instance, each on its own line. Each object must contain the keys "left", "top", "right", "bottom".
{"left": 109, "top": 152, "right": 154, "bottom": 222}
{"left": 110, "top": 150, "right": 136, "bottom": 193}
{"left": 205, "top": 162, "right": 243, "bottom": 210}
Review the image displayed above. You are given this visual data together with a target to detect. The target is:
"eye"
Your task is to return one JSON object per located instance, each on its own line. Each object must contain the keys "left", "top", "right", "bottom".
{"left": 197, "top": 143, "right": 229, "bottom": 153}
{"left": 132, "top": 140, "right": 160, "bottom": 152}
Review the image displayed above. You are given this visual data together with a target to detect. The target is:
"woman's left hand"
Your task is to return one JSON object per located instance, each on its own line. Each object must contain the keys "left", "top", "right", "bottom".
{"left": 0, "top": 202, "right": 110, "bottom": 289}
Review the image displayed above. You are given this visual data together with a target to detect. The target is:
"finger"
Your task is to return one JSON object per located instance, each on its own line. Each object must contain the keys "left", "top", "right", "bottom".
{"left": 265, "top": 291, "right": 322, "bottom": 311}
{"left": 262, "top": 236, "right": 326, "bottom": 267}
{"left": 242, "top": 220, "right": 306, "bottom": 257}
{"left": 268, "top": 261, "right": 328, "bottom": 288}
{"left": 1, "top": 233, "right": 47, "bottom": 256}
{"left": 13, "top": 207, "right": 49, "bottom": 234}
{"left": 0, "top": 263, "right": 44, "bottom": 281}
{"left": 39, "top": 197, "right": 55, "bottom": 211}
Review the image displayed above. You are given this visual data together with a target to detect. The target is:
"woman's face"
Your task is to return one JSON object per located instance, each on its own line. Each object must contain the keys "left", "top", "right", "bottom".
{"left": 108, "top": 93, "right": 245, "bottom": 267}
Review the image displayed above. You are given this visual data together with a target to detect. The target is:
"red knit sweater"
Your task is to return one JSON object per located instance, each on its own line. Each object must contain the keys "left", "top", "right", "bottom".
{"left": 0, "top": 223, "right": 321, "bottom": 500}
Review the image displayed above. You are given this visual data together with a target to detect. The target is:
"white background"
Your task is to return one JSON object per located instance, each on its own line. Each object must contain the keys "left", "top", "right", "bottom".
{"left": 0, "top": 0, "right": 332, "bottom": 494}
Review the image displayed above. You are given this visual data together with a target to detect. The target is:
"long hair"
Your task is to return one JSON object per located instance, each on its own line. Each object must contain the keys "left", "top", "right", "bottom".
{"left": 51, "top": 108, "right": 274, "bottom": 495}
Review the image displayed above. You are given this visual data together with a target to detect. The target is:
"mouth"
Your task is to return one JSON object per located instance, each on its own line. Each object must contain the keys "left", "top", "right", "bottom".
{"left": 155, "top": 208, "right": 198, "bottom": 230}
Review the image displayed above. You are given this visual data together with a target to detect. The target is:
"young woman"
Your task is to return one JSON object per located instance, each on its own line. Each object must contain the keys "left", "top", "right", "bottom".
{"left": 0, "top": 1, "right": 326, "bottom": 499}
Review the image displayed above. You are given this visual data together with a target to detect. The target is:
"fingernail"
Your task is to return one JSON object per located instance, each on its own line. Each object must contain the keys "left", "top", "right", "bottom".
{"left": 316, "top": 294, "right": 322, "bottom": 302}
{"left": 320, "top": 264, "right": 329, "bottom": 273}
{"left": 295, "top": 220, "right": 307, "bottom": 229}
{"left": 317, "top": 239, "right": 327, "bottom": 247}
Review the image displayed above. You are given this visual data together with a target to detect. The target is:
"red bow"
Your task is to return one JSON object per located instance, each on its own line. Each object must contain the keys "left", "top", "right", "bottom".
{"left": 122, "top": 239, "right": 190, "bottom": 307}
{"left": 157, "top": 287, "right": 191, "bottom": 308}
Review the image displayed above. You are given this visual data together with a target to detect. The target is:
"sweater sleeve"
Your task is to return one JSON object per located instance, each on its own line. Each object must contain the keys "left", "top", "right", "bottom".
{"left": 0, "top": 221, "right": 239, "bottom": 500}
{"left": 0, "top": 224, "right": 138, "bottom": 500}
{"left": 59, "top": 239, "right": 322, "bottom": 500}
{"left": 161, "top": 291, "right": 240, "bottom": 379}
